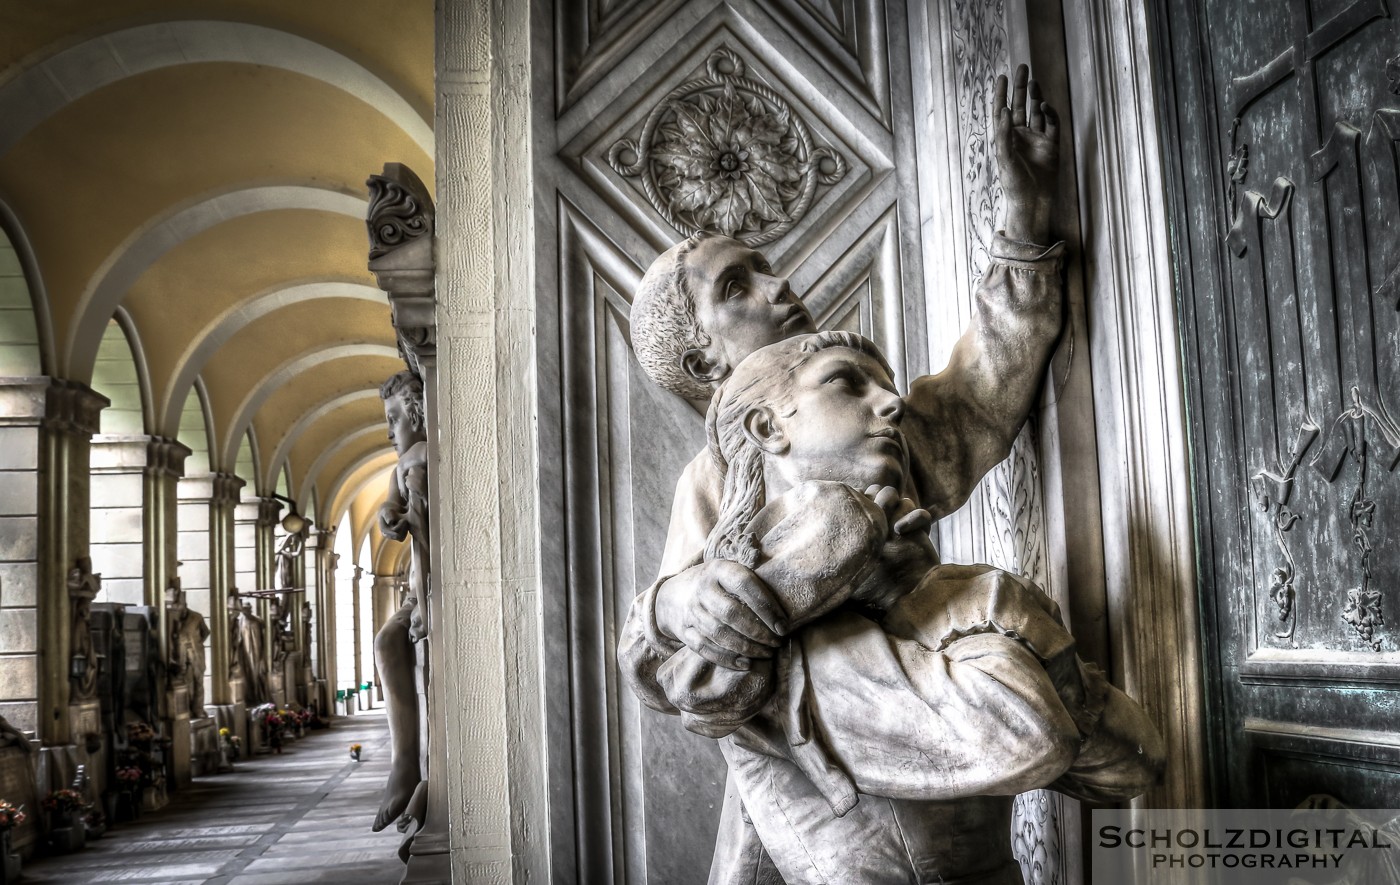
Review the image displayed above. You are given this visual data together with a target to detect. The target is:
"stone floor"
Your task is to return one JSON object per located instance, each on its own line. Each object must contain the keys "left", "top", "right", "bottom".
{"left": 19, "top": 710, "right": 408, "bottom": 884}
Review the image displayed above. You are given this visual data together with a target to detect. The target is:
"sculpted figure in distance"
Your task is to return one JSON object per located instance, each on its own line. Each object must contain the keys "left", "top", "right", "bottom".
{"left": 618, "top": 66, "right": 1164, "bottom": 882}
{"left": 371, "top": 369, "right": 429, "bottom": 834}
{"left": 67, "top": 558, "right": 102, "bottom": 702}
{"left": 275, "top": 529, "right": 304, "bottom": 592}
{"left": 165, "top": 580, "right": 211, "bottom": 718}
{"left": 235, "top": 599, "right": 269, "bottom": 705}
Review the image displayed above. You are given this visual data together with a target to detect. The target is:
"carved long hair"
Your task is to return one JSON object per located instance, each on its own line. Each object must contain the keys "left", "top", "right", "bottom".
{"left": 703, "top": 331, "right": 893, "bottom": 565}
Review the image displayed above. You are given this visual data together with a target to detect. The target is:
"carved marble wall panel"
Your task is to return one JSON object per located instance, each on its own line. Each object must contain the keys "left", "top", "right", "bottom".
{"left": 1157, "top": 0, "right": 1400, "bottom": 806}
{"left": 535, "top": 1, "right": 927, "bottom": 880}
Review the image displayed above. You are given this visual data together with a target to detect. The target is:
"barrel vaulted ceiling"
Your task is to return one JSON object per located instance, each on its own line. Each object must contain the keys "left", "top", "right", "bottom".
{"left": 0, "top": 0, "right": 432, "bottom": 533}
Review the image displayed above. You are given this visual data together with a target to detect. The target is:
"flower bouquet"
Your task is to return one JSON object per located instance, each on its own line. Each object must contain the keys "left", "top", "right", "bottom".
{"left": 218, "top": 726, "right": 241, "bottom": 761}
{"left": 350, "top": 743, "right": 362, "bottom": 762}
{"left": 43, "top": 789, "right": 86, "bottom": 853}
{"left": 0, "top": 801, "right": 24, "bottom": 831}
{"left": 0, "top": 800, "right": 22, "bottom": 880}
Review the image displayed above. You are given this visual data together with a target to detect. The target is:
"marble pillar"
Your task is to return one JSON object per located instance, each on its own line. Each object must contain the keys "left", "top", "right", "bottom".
{"left": 434, "top": 0, "right": 544, "bottom": 878}
{"left": 307, "top": 528, "right": 334, "bottom": 714}
{"left": 0, "top": 380, "right": 51, "bottom": 737}
{"left": 37, "top": 381, "right": 107, "bottom": 746}
{"left": 209, "top": 474, "right": 243, "bottom": 704}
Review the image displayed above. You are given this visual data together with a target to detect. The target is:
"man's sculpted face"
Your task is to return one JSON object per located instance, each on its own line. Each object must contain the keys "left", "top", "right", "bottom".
{"left": 384, "top": 393, "right": 424, "bottom": 457}
{"left": 684, "top": 237, "right": 815, "bottom": 384}
{"left": 762, "top": 346, "right": 906, "bottom": 493}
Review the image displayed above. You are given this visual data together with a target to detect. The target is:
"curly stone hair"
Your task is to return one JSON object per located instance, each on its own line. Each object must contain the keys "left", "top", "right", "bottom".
{"left": 379, "top": 370, "right": 425, "bottom": 431}
{"left": 630, "top": 232, "right": 715, "bottom": 401}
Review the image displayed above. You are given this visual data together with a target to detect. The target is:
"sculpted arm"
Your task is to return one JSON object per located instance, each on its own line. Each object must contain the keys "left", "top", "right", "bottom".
{"left": 903, "top": 67, "right": 1067, "bottom": 518}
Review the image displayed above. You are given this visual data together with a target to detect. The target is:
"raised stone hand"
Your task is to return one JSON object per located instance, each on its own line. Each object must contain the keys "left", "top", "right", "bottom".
{"left": 995, "top": 64, "right": 1060, "bottom": 245}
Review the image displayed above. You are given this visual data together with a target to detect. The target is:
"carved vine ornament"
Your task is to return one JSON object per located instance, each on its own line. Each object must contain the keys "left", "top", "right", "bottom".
{"left": 609, "top": 47, "right": 847, "bottom": 245}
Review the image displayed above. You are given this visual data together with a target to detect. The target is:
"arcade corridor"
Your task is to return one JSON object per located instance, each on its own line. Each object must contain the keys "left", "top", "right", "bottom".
{"left": 18, "top": 713, "right": 403, "bottom": 885}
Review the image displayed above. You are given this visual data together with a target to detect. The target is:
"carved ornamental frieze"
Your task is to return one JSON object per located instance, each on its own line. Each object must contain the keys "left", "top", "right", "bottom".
{"left": 607, "top": 46, "right": 847, "bottom": 246}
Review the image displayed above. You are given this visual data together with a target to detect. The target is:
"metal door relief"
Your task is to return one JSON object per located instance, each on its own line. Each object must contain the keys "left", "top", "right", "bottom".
{"left": 1156, "top": 0, "right": 1400, "bottom": 807}
{"left": 533, "top": 1, "right": 927, "bottom": 881}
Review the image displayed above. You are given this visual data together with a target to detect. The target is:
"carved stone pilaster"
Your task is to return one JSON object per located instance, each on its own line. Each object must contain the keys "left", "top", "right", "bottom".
{"left": 367, "top": 163, "right": 437, "bottom": 376}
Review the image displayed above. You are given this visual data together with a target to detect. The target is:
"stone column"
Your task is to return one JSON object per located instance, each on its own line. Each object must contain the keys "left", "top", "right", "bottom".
{"left": 39, "top": 380, "right": 107, "bottom": 746}
{"left": 306, "top": 528, "right": 334, "bottom": 713}
{"left": 350, "top": 564, "right": 364, "bottom": 699}
{"left": 435, "top": 0, "right": 544, "bottom": 878}
{"left": 255, "top": 498, "right": 280, "bottom": 680}
{"left": 209, "top": 474, "right": 243, "bottom": 704}
{"left": 0, "top": 379, "right": 105, "bottom": 740}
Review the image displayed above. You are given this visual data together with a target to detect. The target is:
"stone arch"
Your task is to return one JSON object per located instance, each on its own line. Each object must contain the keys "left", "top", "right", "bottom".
{"left": 0, "top": 200, "right": 53, "bottom": 377}
{"left": 218, "top": 344, "right": 400, "bottom": 470}
{"left": 265, "top": 389, "right": 385, "bottom": 492}
{"left": 0, "top": 21, "right": 432, "bottom": 160}
{"left": 91, "top": 309, "right": 151, "bottom": 435}
{"left": 176, "top": 378, "right": 215, "bottom": 478}
{"left": 68, "top": 186, "right": 367, "bottom": 383}
{"left": 235, "top": 427, "right": 261, "bottom": 500}
{"left": 159, "top": 281, "right": 385, "bottom": 435}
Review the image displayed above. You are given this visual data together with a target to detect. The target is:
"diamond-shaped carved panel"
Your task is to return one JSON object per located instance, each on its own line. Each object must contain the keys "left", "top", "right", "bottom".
{"left": 555, "top": 0, "right": 689, "bottom": 115}
{"left": 563, "top": 23, "right": 892, "bottom": 266}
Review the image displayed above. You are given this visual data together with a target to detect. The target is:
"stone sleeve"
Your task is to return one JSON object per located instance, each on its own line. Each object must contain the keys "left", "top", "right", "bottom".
{"left": 902, "top": 234, "right": 1066, "bottom": 520}
{"left": 773, "top": 613, "right": 1080, "bottom": 815}
{"left": 616, "top": 578, "right": 686, "bottom": 716}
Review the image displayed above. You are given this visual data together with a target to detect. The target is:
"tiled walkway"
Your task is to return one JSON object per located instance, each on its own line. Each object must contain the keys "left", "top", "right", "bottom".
{"left": 19, "top": 710, "right": 408, "bottom": 884}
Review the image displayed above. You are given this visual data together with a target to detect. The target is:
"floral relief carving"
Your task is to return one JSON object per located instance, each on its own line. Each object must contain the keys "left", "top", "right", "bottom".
{"left": 608, "top": 46, "right": 847, "bottom": 245}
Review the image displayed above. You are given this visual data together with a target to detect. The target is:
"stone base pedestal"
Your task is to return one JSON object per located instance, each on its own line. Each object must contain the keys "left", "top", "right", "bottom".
{"left": 66, "top": 699, "right": 106, "bottom": 794}
{"left": 0, "top": 747, "right": 39, "bottom": 858}
{"left": 189, "top": 718, "right": 219, "bottom": 777}
{"left": 208, "top": 704, "right": 245, "bottom": 763}
{"left": 166, "top": 712, "right": 191, "bottom": 789}
{"left": 228, "top": 675, "right": 245, "bottom": 707}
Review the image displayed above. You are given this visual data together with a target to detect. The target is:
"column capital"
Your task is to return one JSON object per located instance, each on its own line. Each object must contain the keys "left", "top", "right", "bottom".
{"left": 213, "top": 472, "right": 245, "bottom": 506}
{"left": 89, "top": 434, "right": 190, "bottom": 478}
{"left": 256, "top": 497, "right": 283, "bottom": 529}
{"left": 42, "top": 379, "right": 107, "bottom": 436}
{"left": 367, "top": 163, "right": 436, "bottom": 375}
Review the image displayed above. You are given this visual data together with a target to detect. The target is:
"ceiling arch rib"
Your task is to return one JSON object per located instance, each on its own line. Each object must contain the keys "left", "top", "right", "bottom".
{"left": 219, "top": 343, "right": 399, "bottom": 469}
{"left": 265, "top": 388, "right": 385, "bottom": 489}
{"left": 298, "top": 424, "right": 391, "bottom": 509}
{"left": 327, "top": 455, "right": 398, "bottom": 532}
{"left": 0, "top": 199, "right": 54, "bottom": 376}
{"left": 0, "top": 21, "right": 433, "bottom": 159}
{"left": 159, "top": 279, "right": 385, "bottom": 434}
{"left": 68, "top": 186, "right": 366, "bottom": 382}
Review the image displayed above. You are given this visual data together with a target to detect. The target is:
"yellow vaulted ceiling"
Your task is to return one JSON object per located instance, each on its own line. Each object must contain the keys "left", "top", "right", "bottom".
{"left": 0, "top": 0, "right": 431, "bottom": 521}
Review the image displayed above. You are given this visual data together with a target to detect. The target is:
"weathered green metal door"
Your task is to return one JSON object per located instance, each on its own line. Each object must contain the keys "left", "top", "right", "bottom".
{"left": 1156, "top": 0, "right": 1400, "bottom": 806}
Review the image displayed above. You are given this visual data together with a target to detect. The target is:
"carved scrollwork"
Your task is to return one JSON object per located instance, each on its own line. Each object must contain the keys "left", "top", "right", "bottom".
{"left": 366, "top": 163, "right": 435, "bottom": 260}
{"left": 1012, "top": 789, "right": 1063, "bottom": 885}
{"left": 607, "top": 46, "right": 847, "bottom": 245}
{"left": 951, "top": 0, "right": 1007, "bottom": 280}
{"left": 1311, "top": 387, "right": 1400, "bottom": 651}
{"left": 1251, "top": 421, "right": 1318, "bottom": 643}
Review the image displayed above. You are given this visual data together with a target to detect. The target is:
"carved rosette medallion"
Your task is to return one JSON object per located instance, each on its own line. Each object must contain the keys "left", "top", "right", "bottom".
{"left": 607, "top": 47, "right": 848, "bottom": 246}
